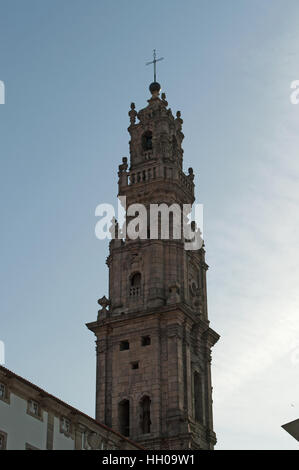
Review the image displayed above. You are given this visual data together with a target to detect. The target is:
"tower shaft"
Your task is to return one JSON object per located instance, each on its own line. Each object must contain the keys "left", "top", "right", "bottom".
{"left": 87, "top": 84, "right": 219, "bottom": 450}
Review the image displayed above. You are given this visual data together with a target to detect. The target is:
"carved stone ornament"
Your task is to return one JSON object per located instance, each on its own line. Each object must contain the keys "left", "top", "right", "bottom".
{"left": 97, "top": 295, "right": 110, "bottom": 320}
{"left": 128, "top": 102, "right": 138, "bottom": 125}
{"left": 118, "top": 156, "right": 128, "bottom": 172}
{"left": 175, "top": 110, "right": 183, "bottom": 131}
{"left": 167, "top": 282, "right": 181, "bottom": 305}
{"left": 87, "top": 431, "right": 102, "bottom": 449}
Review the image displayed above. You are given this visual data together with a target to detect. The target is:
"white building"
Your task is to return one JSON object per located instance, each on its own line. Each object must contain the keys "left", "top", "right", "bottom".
{"left": 0, "top": 365, "right": 142, "bottom": 450}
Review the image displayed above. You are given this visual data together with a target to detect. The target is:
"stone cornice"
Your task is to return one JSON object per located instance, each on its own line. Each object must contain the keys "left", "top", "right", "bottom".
{"left": 86, "top": 302, "right": 211, "bottom": 336}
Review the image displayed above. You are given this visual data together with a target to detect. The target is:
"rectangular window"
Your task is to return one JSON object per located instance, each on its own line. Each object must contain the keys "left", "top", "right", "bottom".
{"left": 0, "top": 383, "right": 9, "bottom": 404}
{"left": 131, "top": 361, "right": 139, "bottom": 370}
{"left": 120, "top": 340, "right": 129, "bottom": 351}
{"left": 28, "top": 399, "right": 40, "bottom": 417}
{"left": 0, "top": 383, "right": 5, "bottom": 399}
{"left": 141, "top": 336, "right": 151, "bottom": 346}
{"left": 0, "top": 431, "right": 7, "bottom": 450}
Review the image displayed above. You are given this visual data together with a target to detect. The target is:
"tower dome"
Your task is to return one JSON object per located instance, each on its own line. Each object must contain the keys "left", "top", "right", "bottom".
{"left": 149, "top": 81, "right": 161, "bottom": 97}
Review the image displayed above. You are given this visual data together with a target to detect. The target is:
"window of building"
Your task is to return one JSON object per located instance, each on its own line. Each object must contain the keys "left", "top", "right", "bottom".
{"left": 140, "top": 396, "right": 151, "bottom": 434}
{"left": 60, "top": 417, "right": 71, "bottom": 435}
{"left": 0, "top": 383, "right": 5, "bottom": 400}
{"left": 129, "top": 272, "right": 141, "bottom": 297}
{"left": 0, "top": 383, "right": 9, "bottom": 405}
{"left": 0, "top": 431, "right": 7, "bottom": 450}
{"left": 118, "top": 400, "right": 130, "bottom": 437}
{"left": 142, "top": 131, "right": 153, "bottom": 151}
{"left": 120, "top": 340, "right": 129, "bottom": 351}
{"left": 27, "top": 399, "right": 40, "bottom": 418}
{"left": 194, "top": 371, "right": 204, "bottom": 424}
{"left": 141, "top": 336, "right": 151, "bottom": 346}
{"left": 131, "top": 361, "right": 139, "bottom": 370}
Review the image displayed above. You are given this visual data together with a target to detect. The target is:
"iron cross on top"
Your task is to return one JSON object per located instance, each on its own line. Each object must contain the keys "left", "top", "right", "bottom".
{"left": 146, "top": 49, "right": 164, "bottom": 82}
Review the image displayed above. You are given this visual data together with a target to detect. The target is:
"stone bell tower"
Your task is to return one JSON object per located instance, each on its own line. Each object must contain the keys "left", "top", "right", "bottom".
{"left": 87, "top": 81, "right": 219, "bottom": 450}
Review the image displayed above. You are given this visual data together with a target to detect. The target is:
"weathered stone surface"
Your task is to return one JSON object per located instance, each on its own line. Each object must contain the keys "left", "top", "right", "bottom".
{"left": 86, "top": 85, "right": 219, "bottom": 450}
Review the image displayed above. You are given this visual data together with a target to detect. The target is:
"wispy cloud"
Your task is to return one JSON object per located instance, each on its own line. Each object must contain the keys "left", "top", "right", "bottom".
{"left": 210, "top": 68, "right": 299, "bottom": 447}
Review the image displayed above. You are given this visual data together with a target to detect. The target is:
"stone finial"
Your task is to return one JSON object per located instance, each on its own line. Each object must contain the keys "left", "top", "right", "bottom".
{"left": 109, "top": 217, "right": 119, "bottom": 239}
{"left": 188, "top": 167, "right": 194, "bottom": 182}
{"left": 98, "top": 295, "right": 110, "bottom": 309}
{"left": 109, "top": 217, "right": 124, "bottom": 244}
{"left": 118, "top": 157, "right": 128, "bottom": 172}
{"left": 97, "top": 295, "right": 110, "bottom": 320}
{"left": 175, "top": 111, "right": 183, "bottom": 131}
{"left": 161, "top": 92, "right": 168, "bottom": 106}
{"left": 118, "top": 157, "right": 128, "bottom": 191}
{"left": 129, "top": 102, "right": 137, "bottom": 125}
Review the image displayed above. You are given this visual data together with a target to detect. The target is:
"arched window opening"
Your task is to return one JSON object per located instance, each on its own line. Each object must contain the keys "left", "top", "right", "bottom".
{"left": 130, "top": 272, "right": 141, "bottom": 297}
{"left": 140, "top": 396, "right": 151, "bottom": 434}
{"left": 194, "top": 372, "right": 204, "bottom": 424}
{"left": 142, "top": 131, "right": 153, "bottom": 151}
{"left": 118, "top": 400, "right": 130, "bottom": 437}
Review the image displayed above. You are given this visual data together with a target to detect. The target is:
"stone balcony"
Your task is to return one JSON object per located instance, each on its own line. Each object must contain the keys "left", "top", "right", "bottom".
{"left": 118, "top": 160, "right": 194, "bottom": 201}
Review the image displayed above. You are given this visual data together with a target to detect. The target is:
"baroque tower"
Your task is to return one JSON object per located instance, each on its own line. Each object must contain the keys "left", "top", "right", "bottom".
{"left": 87, "top": 81, "right": 219, "bottom": 450}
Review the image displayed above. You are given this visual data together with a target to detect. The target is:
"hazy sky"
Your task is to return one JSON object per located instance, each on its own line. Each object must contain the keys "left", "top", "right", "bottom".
{"left": 1, "top": 0, "right": 299, "bottom": 450}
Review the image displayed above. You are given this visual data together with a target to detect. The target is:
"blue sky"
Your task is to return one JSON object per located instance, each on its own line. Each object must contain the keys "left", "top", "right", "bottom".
{"left": 1, "top": 0, "right": 299, "bottom": 449}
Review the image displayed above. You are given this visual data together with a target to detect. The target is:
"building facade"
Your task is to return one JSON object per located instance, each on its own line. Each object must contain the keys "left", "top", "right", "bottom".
{"left": 0, "top": 366, "right": 142, "bottom": 450}
{"left": 87, "top": 82, "right": 219, "bottom": 450}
